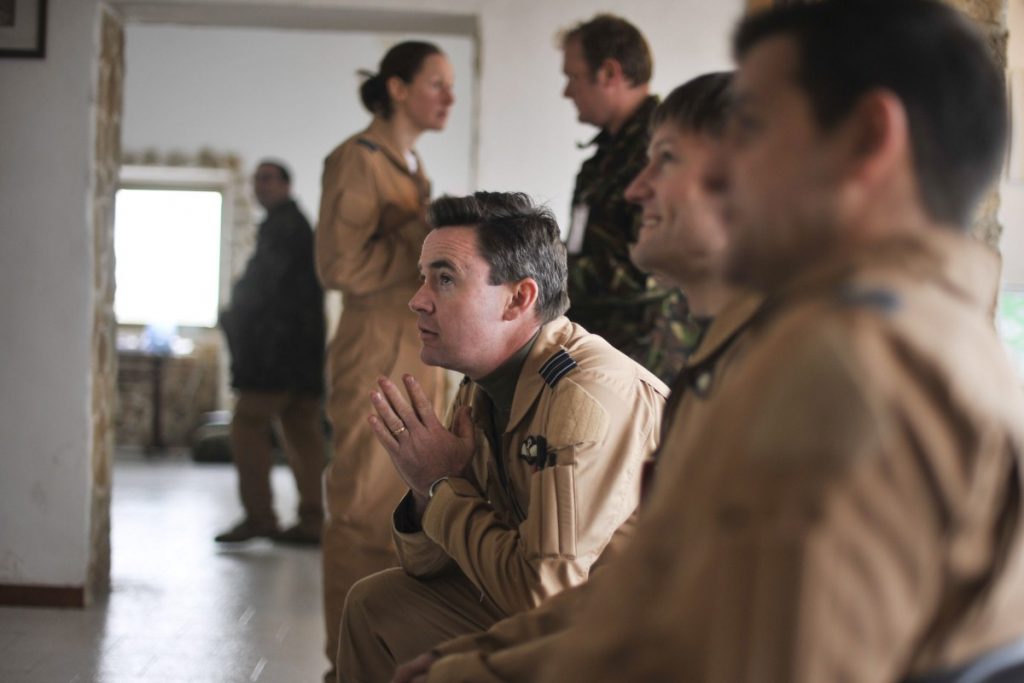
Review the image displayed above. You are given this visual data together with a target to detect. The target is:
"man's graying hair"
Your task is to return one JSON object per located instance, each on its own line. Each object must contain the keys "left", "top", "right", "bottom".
{"left": 428, "top": 192, "right": 570, "bottom": 324}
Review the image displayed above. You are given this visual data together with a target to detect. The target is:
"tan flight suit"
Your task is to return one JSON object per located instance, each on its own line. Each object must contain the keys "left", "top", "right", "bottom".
{"left": 537, "top": 230, "right": 1024, "bottom": 683}
{"left": 337, "top": 316, "right": 669, "bottom": 682}
{"left": 423, "top": 293, "right": 765, "bottom": 682}
{"left": 316, "top": 118, "right": 444, "bottom": 672}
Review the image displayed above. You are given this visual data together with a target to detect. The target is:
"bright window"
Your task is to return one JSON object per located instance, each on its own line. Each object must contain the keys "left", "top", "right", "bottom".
{"left": 114, "top": 188, "right": 224, "bottom": 328}
{"left": 998, "top": 289, "right": 1024, "bottom": 378}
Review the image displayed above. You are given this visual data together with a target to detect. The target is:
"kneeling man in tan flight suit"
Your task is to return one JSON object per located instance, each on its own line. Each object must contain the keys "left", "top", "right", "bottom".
{"left": 335, "top": 192, "right": 669, "bottom": 682}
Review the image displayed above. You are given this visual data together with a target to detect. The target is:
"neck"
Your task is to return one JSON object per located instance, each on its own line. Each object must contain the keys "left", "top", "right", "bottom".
{"left": 841, "top": 171, "right": 941, "bottom": 246}
{"left": 605, "top": 87, "right": 650, "bottom": 137}
{"left": 467, "top": 322, "right": 543, "bottom": 382}
{"left": 377, "top": 112, "right": 422, "bottom": 155}
{"left": 260, "top": 197, "right": 291, "bottom": 212}
{"left": 681, "top": 280, "right": 740, "bottom": 319}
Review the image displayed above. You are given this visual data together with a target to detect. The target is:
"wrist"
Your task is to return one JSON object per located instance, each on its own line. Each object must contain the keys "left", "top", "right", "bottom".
{"left": 411, "top": 490, "right": 429, "bottom": 518}
{"left": 428, "top": 476, "right": 449, "bottom": 498}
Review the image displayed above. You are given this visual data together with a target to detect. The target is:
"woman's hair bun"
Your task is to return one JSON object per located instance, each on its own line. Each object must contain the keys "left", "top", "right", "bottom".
{"left": 358, "top": 71, "right": 389, "bottom": 116}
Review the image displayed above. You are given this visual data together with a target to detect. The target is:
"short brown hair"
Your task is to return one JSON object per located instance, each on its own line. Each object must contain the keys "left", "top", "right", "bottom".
{"left": 561, "top": 14, "right": 652, "bottom": 87}
{"left": 652, "top": 72, "right": 733, "bottom": 139}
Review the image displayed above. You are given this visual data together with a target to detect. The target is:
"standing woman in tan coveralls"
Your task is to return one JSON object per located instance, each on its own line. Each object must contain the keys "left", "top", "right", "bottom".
{"left": 315, "top": 41, "right": 452, "bottom": 678}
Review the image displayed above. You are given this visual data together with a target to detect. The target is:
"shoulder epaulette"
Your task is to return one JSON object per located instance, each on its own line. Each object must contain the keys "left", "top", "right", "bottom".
{"left": 539, "top": 349, "right": 578, "bottom": 388}
{"left": 836, "top": 284, "right": 900, "bottom": 314}
{"left": 356, "top": 138, "right": 379, "bottom": 152}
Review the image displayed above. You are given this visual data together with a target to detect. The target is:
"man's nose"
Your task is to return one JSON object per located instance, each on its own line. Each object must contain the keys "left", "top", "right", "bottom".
{"left": 409, "top": 284, "right": 431, "bottom": 313}
{"left": 625, "top": 167, "right": 652, "bottom": 205}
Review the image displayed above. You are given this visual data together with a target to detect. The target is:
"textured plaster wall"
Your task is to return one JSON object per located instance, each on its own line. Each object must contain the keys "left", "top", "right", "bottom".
{"left": 0, "top": 0, "right": 101, "bottom": 590}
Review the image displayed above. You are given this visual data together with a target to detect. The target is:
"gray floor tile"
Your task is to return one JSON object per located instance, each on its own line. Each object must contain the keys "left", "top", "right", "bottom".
{"left": 0, "top": 450, "right": 327, "bottom": 682}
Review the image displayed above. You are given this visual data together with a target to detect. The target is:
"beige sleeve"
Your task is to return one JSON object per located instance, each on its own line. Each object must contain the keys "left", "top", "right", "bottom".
{"left": 421, "top": 380, "right": 652, "bottom": 617}
{"left": 392, "top": 492, "right": 457, "bottom": 579}
{"left": 315, "top": 149, "right": 426, "bottom": 296}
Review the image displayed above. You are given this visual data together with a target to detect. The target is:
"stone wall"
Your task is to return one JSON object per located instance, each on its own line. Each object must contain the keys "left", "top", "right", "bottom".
{"left": 115, "top": 350, "right": 220, "bottom": 450}
{"left": 947, "top": 0, "right": 1009, "bottom": 248}
{"left": 88, "top": 5, "right": 123, "bottom": 601}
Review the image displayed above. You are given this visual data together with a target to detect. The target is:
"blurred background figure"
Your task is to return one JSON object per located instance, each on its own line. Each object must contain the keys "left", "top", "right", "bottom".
{"left": 216, "top": 160, "right": 326, "bottom": 545}
{"left": 560, "top": 14, "right": 698, "bottom": 384}
{"left": 315, "top": 41, "right": 452, "bottom": 680}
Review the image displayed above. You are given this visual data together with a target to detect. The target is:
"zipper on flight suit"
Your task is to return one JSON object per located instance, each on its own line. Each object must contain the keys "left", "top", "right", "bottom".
{"left": 484, "top": 414, "right": 527, "bottom": 524}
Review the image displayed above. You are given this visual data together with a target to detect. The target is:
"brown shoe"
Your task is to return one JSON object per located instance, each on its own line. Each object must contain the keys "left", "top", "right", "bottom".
{"left": 272, "top": 524, "right": 321, "bottom": 546}
{"left": 214, "top": 519, "right": 277, "bottom": 543}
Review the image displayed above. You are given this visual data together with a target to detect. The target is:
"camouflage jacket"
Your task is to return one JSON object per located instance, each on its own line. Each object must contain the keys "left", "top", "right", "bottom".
{"left": 567, "top": 95, "right": 699, "bottom": 383}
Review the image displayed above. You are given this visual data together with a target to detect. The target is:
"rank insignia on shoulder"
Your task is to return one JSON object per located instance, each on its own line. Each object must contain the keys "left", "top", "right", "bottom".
{"left": 837, "top": 284, "right": 900, "bottom": 314}
{"left": 356, "top": 138, "right": 379, "bottom": 152}
{"left": 519, "top": 435, "right": 553, "bottom": 471}
{"left": 539, "top": 349, "right": 578, "bottom": 387}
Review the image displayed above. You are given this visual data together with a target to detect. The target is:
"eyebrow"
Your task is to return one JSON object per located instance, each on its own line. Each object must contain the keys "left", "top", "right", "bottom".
{"left": 420, "top": 258, "right": 461, "bottom": 274}
{"left": 647, "top": 138, "right": 674, "bottom": 155}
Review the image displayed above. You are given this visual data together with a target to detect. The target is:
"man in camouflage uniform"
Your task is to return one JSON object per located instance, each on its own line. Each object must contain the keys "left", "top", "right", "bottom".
{"left": 560, "top": 14, "right": 698, "bottom": 383}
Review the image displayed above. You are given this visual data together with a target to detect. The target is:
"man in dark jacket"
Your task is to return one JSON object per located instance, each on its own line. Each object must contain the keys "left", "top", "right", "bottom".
{"left": 216, "top": 160, "right": 327, "bottom": 545}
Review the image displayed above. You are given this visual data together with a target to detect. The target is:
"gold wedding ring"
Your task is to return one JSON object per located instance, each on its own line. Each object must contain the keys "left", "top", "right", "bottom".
{"left": 392, "top": 425, "right": 408, "bottom": 436}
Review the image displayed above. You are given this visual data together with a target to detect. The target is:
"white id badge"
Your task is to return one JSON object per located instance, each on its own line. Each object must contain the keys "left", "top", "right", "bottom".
{"left": 566, "top": 204, "right": 590, "bottom": 255}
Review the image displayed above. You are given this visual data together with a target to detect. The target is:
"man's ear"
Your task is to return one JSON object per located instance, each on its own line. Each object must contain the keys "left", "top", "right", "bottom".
{"left": 844, "top": 88, "right": 910, "bottom": 186}
{"left": 503, "top": 278, "right": 539, "bottom": 321}
{"left": 597, "top": 58, "right": 624, "bottom": 87}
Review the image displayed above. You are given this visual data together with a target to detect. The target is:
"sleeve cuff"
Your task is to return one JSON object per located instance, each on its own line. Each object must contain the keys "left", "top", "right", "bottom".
{"left": 393, "top": 490, "right": 423, "bottom": 533}
{"left": 421, "top": 477, "right": 482, "bottom": 543}
{"left": 393, "top": 491, "right": 453, "bottom": 578}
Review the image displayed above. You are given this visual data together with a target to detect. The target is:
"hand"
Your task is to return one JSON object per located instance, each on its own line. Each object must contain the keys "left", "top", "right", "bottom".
{"left": 391, "top": 652, "right": 438, "bottom": 683}
{"left": 369, "top": 374, "right": 476, "bottom": 512}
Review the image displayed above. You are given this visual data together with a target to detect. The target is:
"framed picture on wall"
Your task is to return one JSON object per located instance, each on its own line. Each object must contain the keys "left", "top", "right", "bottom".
{"left": 0, "top": 0, "right": 46, "bottom": 59}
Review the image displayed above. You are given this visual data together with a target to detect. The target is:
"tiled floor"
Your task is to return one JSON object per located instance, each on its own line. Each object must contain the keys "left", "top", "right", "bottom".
{"left": 0, "top": 450, "right": 328, "bottom": 682}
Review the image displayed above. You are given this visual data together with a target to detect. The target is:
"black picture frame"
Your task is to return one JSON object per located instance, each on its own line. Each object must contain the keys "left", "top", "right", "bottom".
{"left": 0, "top": 0, "right": 47, "bottom": 59}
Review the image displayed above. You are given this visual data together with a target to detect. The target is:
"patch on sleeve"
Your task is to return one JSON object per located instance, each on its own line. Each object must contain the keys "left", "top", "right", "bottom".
{"left": 538, "top": 349, "right": 578, "bottom": 387}
{"left": 356, "top": 138, "right": 379, "bottom": 152}
{"left": 836, "top": 284, "right": 900, "bottom": 314}
{"left": 544, "top": 383, "right": 609, "bottom": 451}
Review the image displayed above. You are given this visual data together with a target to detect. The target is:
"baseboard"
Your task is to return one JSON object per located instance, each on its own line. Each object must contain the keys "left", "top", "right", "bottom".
{"left": 0, "top": 584, "right": 86, "bottom": 608}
